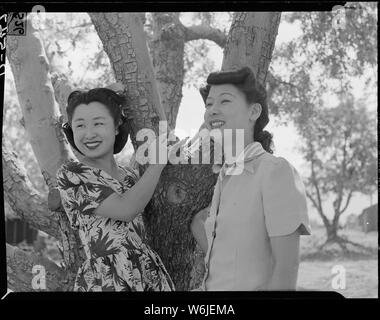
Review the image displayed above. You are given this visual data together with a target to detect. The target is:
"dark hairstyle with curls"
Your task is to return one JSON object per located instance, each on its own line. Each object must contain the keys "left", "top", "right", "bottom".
{"left": 62, "top": 88, "right": 130, "bottom": 155}
{"left": 200, "top": 66, "right": 273, "bottom": 154}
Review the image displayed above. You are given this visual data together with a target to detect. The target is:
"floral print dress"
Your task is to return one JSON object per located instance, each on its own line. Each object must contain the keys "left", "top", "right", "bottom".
{"left": 57, "top": 160, "right": 175, "bottom": 292}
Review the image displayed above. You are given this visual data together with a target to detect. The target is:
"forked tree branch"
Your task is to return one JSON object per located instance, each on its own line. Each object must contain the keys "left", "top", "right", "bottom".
{"left": 184, "top": 24, "right": 227, "bottom": 48}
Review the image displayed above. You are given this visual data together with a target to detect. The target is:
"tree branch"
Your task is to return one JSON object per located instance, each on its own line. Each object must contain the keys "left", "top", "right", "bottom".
{"left": 222, "top": 12, "right": 281, "bottom": 84}
{"left": 270, "top": 73, "right": 298, "bottom": 89}
{"left": 2, "top": 140, "right": 61, "bottom": 240}
{"left": 89, "top": 12, "right": 168, "bottom": 149}
{"left": 306, "top": 190, "right": 330, "bottom": 228}
{"left": 6, "top": 14, "right": 72, "bottom": 188}
{"left": 50, "top": 72, "right": 74, "bottom": 122}
{"left": 335, "top": 133, "right": 349, "bottom": 213}
{"left": 310, "top": 152, "right": 325, "bottom": 217}
{"left": 305, "top": 190, "right": 319, "bottom": 211}
{"left": 69, "top": 22, "right": 93, "bottom": 30}
{"left": 184, "top": 24, "right": 227, "bottom": 48}
{"left": 150, "top": 12, "right": 186, "bottom": 128}
{"left": 339, "top": 190, "right": 354, "bottom": 216}
{"left": 6, "top": 14, "right": 86, "bottom": 291}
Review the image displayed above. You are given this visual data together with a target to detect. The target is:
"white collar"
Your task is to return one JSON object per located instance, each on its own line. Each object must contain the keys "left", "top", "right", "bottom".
{"left": 219, "top": 142, "right": 266, "bottom": 178}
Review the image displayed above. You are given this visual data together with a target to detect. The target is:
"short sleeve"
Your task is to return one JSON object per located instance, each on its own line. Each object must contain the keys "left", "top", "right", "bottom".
{"left": 262, "top": 158, "right": 311, "bottom": 237}
{"left": 56, "top": 164, "right": 115, "bottom": 229}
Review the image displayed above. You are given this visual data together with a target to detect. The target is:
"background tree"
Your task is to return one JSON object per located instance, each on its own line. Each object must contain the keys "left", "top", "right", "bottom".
{"left": 300, "top": 96, "right": 377, "bottom": 249}
{"left": 4, "top": 11, "right": 280, "bottom": 291}
{"left": 268, "top": 3, "right": 377, "bottom": 246}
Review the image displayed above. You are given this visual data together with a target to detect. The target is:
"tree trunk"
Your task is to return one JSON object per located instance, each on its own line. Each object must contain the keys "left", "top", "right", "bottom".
{"left": 150, "top": 12, "right": 186, "bottom": 129}
{"left": 328, "top": 211, "right": 340, "bottom": 242}
{"left": 326, "top": 224, "right": 338, "bottom": 242}
{"left": 222, "top": 12, "right": 281, "bottom": 84}
{"left": 2, "top": 140, "right": 61, "bottom": 239}
{"left": 6, "top": 243, "right": 71, "bottom": 292}
{"left": 6, "top": 13, "right": 85, "bottom": 291}
{"left": 6, "top": 15, "right": 71, "bottom": 186}
{"left": 88, "top": 12, "right": 166, "bottom": 148}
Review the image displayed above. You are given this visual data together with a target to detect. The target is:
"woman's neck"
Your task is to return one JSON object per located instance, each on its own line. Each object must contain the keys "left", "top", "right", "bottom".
{"left": 82, "top": 155, "right": 118, "bottom": 176}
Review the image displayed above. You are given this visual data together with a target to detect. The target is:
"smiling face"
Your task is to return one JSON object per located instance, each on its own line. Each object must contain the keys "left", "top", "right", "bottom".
{"left": 71, "top": 101, "right": 118, "bottom": 160}
{"left": 204, "top": 84, "right": 259, "bottom": 148}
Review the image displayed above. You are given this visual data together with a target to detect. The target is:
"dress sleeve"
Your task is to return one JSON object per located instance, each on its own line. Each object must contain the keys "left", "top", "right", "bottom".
{"left": 121, "top": 166, "right": 139, "bottom": 185}
{"left": 56, "top": 164, "right": 115, "bottom": 229}
{"left": 262, "top": 157, "right": 311, "bottom": 237}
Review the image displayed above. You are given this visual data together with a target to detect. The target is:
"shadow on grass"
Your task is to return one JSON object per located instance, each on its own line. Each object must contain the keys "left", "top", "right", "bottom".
{"left": 300, "top": 228, "right": 378, "bottom": 261}
{"left": 301, "top": 241, "right": 378, "bottom": 261}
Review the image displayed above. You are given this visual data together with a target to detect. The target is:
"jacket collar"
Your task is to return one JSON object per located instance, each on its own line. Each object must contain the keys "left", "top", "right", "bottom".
{"left": 218, "top": 142, "right": 266, "bottom": 178}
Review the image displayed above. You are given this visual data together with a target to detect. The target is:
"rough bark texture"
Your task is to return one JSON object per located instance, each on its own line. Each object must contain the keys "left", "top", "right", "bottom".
{"left": 150, "top": 12, "right": 185, "bottom": 129}
{"left": 2, "top": 140, "right": 61, "bottom": 240}
{"left": 150, "top": 14, "right": 227, "bottom": 128}
{"left": 184, "top": 24, "right": 227, "bottom": 48}
{"left": 150, "top": 13, "right": 229, "bottom": 288}
{"left": 6, "top": 243, "right": 69, "bottom": 292}
{"left": 222, "top": 12, "right": 281, "bottom": 84}
{"left": 5, "top": 14, "right": 85, "bottom": 291}
{"left": 89, "top": 12, "right": 166, "bottom": 148}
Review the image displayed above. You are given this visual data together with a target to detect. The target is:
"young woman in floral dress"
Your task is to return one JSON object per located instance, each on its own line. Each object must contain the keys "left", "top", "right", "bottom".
{"left": 57, "top": 88, "right": 175, "bottom": 291}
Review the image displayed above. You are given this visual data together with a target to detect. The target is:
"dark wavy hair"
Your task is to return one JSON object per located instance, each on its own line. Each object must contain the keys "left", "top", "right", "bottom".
{"left": 62, "top": 88, "right": 130, "bottom": 155}
{"left": 200, "top": 66, "right": 273, "bottom": 153}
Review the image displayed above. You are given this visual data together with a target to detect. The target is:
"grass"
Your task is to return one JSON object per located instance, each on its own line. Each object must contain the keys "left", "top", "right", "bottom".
{"left": 297, "top": 227, "right": 378, "bottom": 298}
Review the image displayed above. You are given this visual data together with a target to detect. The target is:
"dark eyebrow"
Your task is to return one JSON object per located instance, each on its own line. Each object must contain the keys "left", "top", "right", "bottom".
{"left": 220, "top": 92, "right": 236, "bottom": 98}
{"left": 73, "top": 116, "right": 106, "bottom": 122}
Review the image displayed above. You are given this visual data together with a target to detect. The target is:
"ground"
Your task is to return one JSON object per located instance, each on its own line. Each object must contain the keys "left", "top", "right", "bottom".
{"left": 297, "top": 227, "right": 378, "bottom": 298}
{"left": 12, "top": 226, "right": 379, "bottom": 297}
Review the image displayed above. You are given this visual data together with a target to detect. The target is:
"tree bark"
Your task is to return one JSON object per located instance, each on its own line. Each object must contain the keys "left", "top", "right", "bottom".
{"left": 6, "top": 243, "right": 69, "bottom": 291}
{"left": 88, "top": 12, "right": 166, "bottom": 149}
{"left": 149, "top": 13, "right": 228, "bottom": 128}
{"left": 184, "top": 24, "right": 227, "bottom": 48}
{"left": 222, "top": 12, "right": 281, "bottom": 84}
{"left": 150, "top": 12, "right": 186, "bottom": 129}
{"left": 2, "top": 140, "right": 61, "bottom": 239}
